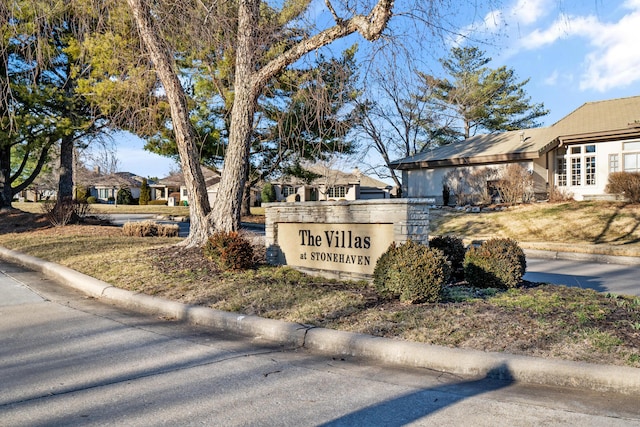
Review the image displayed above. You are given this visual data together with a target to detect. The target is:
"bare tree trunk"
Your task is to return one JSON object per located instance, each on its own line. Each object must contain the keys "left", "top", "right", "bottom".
{"left": 212, "top": 0, "right": 394, "bottom": 232}
{"left": 57, "top": 134, "right": 74, "bottom": 202}
{"left": 0, "top": 145, "right": 13, "bottom": 210}
{"left": 127, "top": 0, "right": 214, "bottom": 247}
{"left": 127, "top": 0, "right": 394, "bottom": 237}
{"left": 210, "top": 0, "right": 258, "bottom": 232}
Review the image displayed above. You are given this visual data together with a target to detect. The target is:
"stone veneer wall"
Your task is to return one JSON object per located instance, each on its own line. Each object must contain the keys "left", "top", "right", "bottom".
{"left": 264, "top": 199, "right": 430, "bottom": 280}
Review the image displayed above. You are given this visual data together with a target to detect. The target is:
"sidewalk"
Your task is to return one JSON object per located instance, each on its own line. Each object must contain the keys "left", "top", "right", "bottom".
{"left": 1, "top": 245, "right": 639, "bottom": 397}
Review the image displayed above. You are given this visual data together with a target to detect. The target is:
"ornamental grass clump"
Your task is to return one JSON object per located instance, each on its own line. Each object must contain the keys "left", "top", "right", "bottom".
{"left": 122, "top": 221, "right": 179, "bottom": 237}
{"left": 464, "top": 238, "right": 526, "bottom": 289}
{"left": 203, "top": 231, "right": 255, "bottom": 271}
{"left": 373, "top": 240, "right": 451, "bottom": 303}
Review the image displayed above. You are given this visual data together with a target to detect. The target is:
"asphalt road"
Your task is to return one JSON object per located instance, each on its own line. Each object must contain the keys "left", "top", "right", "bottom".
{"left": 524, "top": 258, "right": 640, "bottom": 296}
{"left": 1, "top": 259, "right": 639, "bottom": 425}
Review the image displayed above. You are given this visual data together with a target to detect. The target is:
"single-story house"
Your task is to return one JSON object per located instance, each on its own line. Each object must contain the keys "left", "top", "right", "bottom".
{"left": 89, "top": 171, "right": 147, "bottom": 202}
{"left": 271, "top": 165, "right": 393, "bottom": 202}
{"left": 390, "top": 96, "right": 640, "bottom": 204}
{"left": 151, "top": 167, "right": 221, "bottom": 206}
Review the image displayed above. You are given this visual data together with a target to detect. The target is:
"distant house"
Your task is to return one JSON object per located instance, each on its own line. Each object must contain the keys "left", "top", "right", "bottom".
{"left": 89, "top": 171, "right": 147, "bottom": 202}
{"left": 390, "top": 96, "right": 640, "bottom": 203}
{"left": 151, "top": 167, "right": 221, "bottom": 206}
{"left": 270, "top": 165, "right": 393, "bottom": 202}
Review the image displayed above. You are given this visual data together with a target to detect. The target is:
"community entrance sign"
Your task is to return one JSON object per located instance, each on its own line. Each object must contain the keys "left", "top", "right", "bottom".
{"left": 265, "top": 199, "right": 431, "bottom": 280}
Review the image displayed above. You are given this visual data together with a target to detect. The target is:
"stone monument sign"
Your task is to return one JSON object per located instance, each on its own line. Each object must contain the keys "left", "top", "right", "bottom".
{"left": 265, "top": 199, "right": 431, "bottom": 280}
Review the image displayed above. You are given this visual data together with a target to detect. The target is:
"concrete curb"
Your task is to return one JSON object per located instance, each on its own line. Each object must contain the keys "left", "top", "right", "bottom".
{"left": 2, "top": 246, "right": 639, "bottom": 396}
{"left": 524, "top": 248, "right": 640, "bottom": 266}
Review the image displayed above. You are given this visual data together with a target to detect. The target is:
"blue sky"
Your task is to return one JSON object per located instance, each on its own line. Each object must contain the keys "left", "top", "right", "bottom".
{"left": 115, "top": 0, "right": 640, "bottom": 178}
{"left": 474, "top": 0, "right": 640, "bottom": 124}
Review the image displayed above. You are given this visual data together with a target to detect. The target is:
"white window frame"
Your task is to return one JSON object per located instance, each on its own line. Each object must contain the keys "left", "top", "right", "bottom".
{"left": 571, "top": 157, "right": 582, "bottom": 186}
{"left": 556, "top": 156, "right": 567, "bottom": 187}
{"left": 282, "top": 186, "right": 297, "bottom": 197}
{"left": 585, "top": 155, "right": 596, "bottom": 186}
{"left": 622, "top": 141, "right": 640, "bottom": 173}
{"left": 609, "top": 154, "right": 620, "bottom": 173}
{"left": 327, "top": 186, "right": 346, "bottom": 198}
{"left": 560, "top": 144, "right": 597, "bottom": 187}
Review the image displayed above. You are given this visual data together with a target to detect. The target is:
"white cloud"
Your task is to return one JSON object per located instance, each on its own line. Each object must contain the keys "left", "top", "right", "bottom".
{"left": 520, "top": 14, "right": 598, "bottom": 50}
{"left": 543, "top": 70, "right": 558, "bottom": 85}
{"left": 579, "top": 3, "right": 640, "bottom": 91}
{"left": 509, "top": 0, "right": 551, "bottom": 26}
{"left": 513, "top": 1, "right": 640, "bottom": 92}
{"left": 483, "top": 9, "right": 504, "bottom": 32}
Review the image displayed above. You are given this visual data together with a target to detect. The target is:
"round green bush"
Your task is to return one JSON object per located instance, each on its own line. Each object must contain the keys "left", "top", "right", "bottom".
{"left": 429, "top": 235, "right": 466, "bottom": 277}
{"left": 373, "top": 240, "right": 450, "bottom": 303}
{"left": 463, "top": 238, "right": 526, "bottom": 289}
{"left": 86, "top": 196, "right": 97, "bottom": 204}
{"left": 372, "top": 242, "right": 399, "bottom": 296}
{"left": 117, "top": 187, "right": 134, "bottom": 205}
{"left": 203, "top": 231, "right": 255, "bottom": 270}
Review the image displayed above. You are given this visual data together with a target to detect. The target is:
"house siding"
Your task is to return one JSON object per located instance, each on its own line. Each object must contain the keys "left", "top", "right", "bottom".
{"left": 404, "top": 162, "right": 539, "bottom": 204}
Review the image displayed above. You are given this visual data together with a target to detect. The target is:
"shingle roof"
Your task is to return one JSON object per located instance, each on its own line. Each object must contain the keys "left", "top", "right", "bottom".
{"left": 155, "top": 167, "right": 220, "bottom": 187}
{"left": 275, "top": 165, "right": 390, "bottom": 189}
{"left": 92, "top": 172, "right": 145, "bottom": 188}
{"left": 391, "top": 95, "right": 640, "bottom": 170}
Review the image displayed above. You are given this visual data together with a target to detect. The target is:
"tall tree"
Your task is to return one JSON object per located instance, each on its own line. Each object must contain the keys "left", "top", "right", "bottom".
{"left": 126, "top": 0, "right": 394, "bottom": 246}
{"left": 0, "top": 1, "right": 111, "bottom": 210}
{"left": 418, "top": 46, "right": 549, "bottom": 142}
{"left": 144, "top": 45, "right": 360, "bottom": 215}
{"left": 354, "top": 66, "right": 451, "bottom": 194}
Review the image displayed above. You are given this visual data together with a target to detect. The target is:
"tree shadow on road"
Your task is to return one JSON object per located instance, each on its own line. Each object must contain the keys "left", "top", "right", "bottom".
{"left": 319, "top": 365, "right": 514, "bottom": 426}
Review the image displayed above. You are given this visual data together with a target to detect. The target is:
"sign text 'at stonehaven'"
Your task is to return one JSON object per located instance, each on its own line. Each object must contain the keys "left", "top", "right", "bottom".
{"left": 265, "top": 199, "right": 431, "bottom": 281}
{"left": 278, "top": 223, "right": 394, "bottom": 275}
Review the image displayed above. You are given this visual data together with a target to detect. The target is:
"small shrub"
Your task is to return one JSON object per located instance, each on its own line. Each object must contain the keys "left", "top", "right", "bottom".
{"left": 86, "top": 196, "right": 98, "bottom": 204}
{"left": 443, "top": 167, "right": 497, "bottom": 206}
{"left": 548, "top": 186, "right": 573, "bottom": 202}
{"left": 122, "top": 221, "right": 179, "bottom": 237}
{"left": 606, "top": 172, "right": 640, "bottom": 203}
{"left": 41, "top": 198, "right": 92, "bottom": 226}
{"left": 373, "top": 240, "right": 450, "bottom": 303}
{"left": 261, "top": 183, "right": 276, "bottom": 203}
{"left": 117, "top": 186, "right": 134, "bottom": 205}
{"left": 464, "top": 238, "right": 526, "bottom": 289}
{"left": 372, "top": 242, "right": 399, "bottom": 296}
{"left": 203, "top": 231, "right": 255, "bottom": 270}
{"left": 139, "top": 178, "right": 151, "bottom": 205}
{"left": 495, "top": 164, "right": 534, "bottom": 204}
{"left": 148, "top": 199, "right": 168, "bottom": 205}
{"left": 429, "top": 235, "right": 466, "bottom": 278}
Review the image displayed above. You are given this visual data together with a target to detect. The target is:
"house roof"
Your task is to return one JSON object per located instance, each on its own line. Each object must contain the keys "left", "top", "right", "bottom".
{"left": 275, "top": 165, "right": 391, "bottom": 189}
{"left": 92, "top": 172, "right": 147, "bottom": 188}
{"left": 154, "top": 167, "right": 221, "bottom": 188}
{"left": 391, "top": 95, "right": 640, "bottom": 170}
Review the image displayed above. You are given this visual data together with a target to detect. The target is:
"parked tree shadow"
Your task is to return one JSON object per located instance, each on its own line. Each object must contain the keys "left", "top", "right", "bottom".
{"left": 319, "top": 365, "right": 514, "bottom": 427}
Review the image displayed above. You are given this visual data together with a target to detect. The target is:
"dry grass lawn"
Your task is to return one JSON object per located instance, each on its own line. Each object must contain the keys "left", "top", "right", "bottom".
{"left": 1, "top": 202, "right": 639, "bottom": 369}
{"left": 431, "top": 201, "right": 640, "bottom": 257}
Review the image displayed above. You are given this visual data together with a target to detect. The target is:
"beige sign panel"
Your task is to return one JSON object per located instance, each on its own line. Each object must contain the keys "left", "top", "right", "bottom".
{"left": 278, "top": 223, "right": 395, "bottom": 275}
